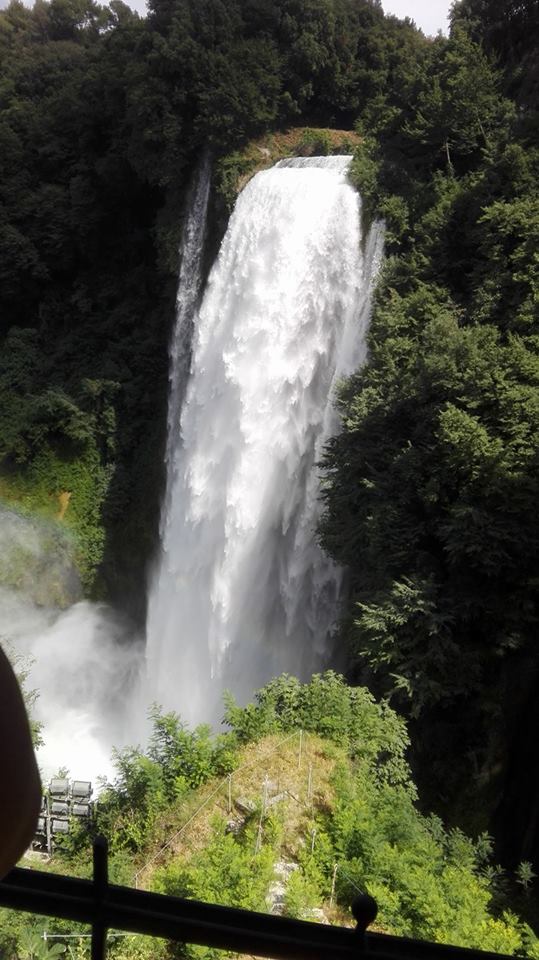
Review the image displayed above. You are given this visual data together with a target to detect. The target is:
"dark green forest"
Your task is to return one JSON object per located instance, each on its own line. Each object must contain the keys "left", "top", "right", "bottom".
{"left": 319, "top": 0, "right": 539, "bottom": 866}
{"left": 1, "top": 0, "right": 538, "bottom": 895}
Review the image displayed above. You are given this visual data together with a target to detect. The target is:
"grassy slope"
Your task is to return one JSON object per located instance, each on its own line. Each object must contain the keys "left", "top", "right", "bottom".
{"left": 139, "top": 732, "right": 350, "bottom": 917}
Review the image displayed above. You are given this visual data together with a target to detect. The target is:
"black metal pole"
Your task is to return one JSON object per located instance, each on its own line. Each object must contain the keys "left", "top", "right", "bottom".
{"left": 91, "top": 836, "right": 108, "bottom": 960}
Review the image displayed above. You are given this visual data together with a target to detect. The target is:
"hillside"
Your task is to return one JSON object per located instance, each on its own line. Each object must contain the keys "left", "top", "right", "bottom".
{"left": 3, "top": 675, "right": 539, "bottom": 959}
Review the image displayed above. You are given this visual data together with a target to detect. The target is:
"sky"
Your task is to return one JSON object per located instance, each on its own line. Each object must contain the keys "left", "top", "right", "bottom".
{"left": 0, "top": 0, "right": 453, "bottom": 35}
{"left": 119, "top": 0, "right": 452, "bottom": 35}
{"left": 382, "top": 0, "right": 451, "bottom": 36}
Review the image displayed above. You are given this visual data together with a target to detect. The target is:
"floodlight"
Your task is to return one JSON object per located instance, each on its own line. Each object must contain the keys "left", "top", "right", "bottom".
{"left": 49, "top": 778, "right": 69, "bottom": 798}
{"left": 51, "top": 819, "right": 70, "bottom": 834}
{"left": 71, "top": 780, "right": 92, "bottom": 799}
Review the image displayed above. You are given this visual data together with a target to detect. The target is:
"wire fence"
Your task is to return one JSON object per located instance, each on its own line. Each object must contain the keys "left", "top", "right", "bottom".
{"left": 133, "top": 727, "right": 367, "bottom": 901}
{"left": 133, "top": 728, "right": 303, "bottom": 887}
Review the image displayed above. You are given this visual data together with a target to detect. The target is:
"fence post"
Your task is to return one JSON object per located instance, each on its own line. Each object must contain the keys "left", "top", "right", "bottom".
{"left": 92, "top": 836, "right": 108, "bottom": 960}
{"left": 330, "top": 863, "right": 338, "bottom": 908}
{"left": 255, "top": 777, "right": 269, "bottom": 855}
{"left": 298, "top": 729, "right": 303, "bottom": 770}
{"left": 227, "top": 774, "right": 232, "bottom": 814}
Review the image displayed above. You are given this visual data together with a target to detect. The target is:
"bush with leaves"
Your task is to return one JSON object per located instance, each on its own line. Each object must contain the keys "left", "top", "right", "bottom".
{"left": 224, "top": 671, "right": 412, "bottom": 787}
{"left": 93, "top": 707, "right": 240, "bottom": 854}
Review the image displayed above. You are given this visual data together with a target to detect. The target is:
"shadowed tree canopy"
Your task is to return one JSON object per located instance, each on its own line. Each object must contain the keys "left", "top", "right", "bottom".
{"left": 320, "top": 5, "right": 539, "bottom": 867}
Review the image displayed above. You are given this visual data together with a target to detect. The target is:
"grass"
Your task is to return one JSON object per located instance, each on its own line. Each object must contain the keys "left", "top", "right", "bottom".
{"left": 136, "top": 733, "right": 343, "bottom": 891}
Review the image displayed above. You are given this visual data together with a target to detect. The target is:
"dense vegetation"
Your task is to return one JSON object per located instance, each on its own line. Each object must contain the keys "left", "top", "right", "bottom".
{"left": 3, "top": 674, "right": 539, "bottom": 959}
{"left": 319, "top": 0, "right": 539, "bottom": 865}
{"left": 1, "top": 0, "right": 538, "bottom": 927}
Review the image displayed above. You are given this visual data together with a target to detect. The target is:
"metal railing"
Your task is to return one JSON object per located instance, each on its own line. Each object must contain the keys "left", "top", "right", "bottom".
{"left": 0, "top": 837, "right": 511, "bottom": 960}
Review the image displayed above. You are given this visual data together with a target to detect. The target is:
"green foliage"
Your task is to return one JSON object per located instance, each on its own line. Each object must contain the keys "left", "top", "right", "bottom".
{"left": 4, "top": 675, "right": 537, "bottom": 959}
{"left": 215, "top": 151, "right": 260, "bottom": 211}
{"left": 362, "top": 27, "right": 514, "bottom": 190}
{"left": 18, "top": 929, "right": 66, "bottom": 959}
{"left": 94, "top": 706, "right": 240, "bottom": 854}
{"left": 0, "top": 908, "right": 91, "bottom": 960}
{"left": 24, "top": 444, "right": 112, "bottom": 590}
{"left": 297, "top": 127, "right": 331, "bottom": 156}
{"left": 349, "top": 136, "right": 381, "bottom": 215}
{"left": 153, "top": 815, "right": 274, "bottom": 910}
{"left": 151, "top": 817, "right": 275, "bottom": 960}
{"left": 148, "top": 707, "right": 233, "bottom": 794}
{"left": 132, "top": 675, "right": 539, "bottom": 955}
{"left": 97, "top": 672, "right": 411, "bottom": 858}
{"left": 516, "top": 861, "right": 537, "bottom": 893}
{"left": 327, "top": 766, "right": 516, "bottom": 947}
{"left": 0, "top": 324, "right": 118, "bottom": 589}
{"left": 224, "top": 671, "right": 412, "bottom": 787}
{"left": 320, "top": 0, "right": 539, "bottom": 861}
{"left": 1, "top": 0, "right": 538, "bottom": 938}
{"left": 450, "top": 0, "right": 539, "bottom": 111}
{"left": 283, "top": 864, "right": 323, "bottom": 918}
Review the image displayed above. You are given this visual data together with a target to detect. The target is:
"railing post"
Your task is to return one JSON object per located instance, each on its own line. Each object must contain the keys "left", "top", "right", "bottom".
{"left": 351, "top": 894, "right": 378, "bottom": 948}
{"left": 92, "top": 836, "right": 108, "bottom": 960}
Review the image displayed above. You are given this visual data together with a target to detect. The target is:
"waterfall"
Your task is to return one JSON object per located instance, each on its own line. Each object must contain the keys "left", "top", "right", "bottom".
{"left": 165, "top": 156, "right": 212, "bottom": 506}
{"left": 146, "top": 156, "right": 383, "bottom": 726}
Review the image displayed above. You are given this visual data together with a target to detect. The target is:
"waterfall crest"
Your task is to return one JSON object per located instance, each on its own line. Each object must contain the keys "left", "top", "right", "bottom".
{"left": 146, "top": 156, "right": 383, "bottom": 725}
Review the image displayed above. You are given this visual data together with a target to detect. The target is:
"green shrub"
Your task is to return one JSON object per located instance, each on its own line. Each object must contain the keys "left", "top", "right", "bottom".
{"left": 297, "top": 128, "right": 331, "bottom": 156}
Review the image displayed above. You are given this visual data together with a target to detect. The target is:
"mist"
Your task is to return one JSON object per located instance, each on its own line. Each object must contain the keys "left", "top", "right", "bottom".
{"left": 0, "top": 510, "right": 145, "bottom": 786}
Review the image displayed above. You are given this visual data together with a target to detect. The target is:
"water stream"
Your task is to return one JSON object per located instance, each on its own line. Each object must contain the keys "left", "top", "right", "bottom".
{"left": 146, "top": 156, "right": 383, "bottom": 725}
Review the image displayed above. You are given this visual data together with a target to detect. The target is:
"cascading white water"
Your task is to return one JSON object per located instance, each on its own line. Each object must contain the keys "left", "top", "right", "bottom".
{"left": 1, "top": 156, "right": 382, "bottom": 783}
{"left": 165, "top": 156, "right": 212, "bottom": 486}
{"left": 146, "top": 156, "right": 383, "bottom": 726}
{"left": 0, "top": 500, "right": 143, "bottom": 784}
